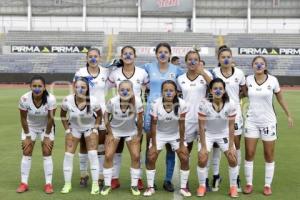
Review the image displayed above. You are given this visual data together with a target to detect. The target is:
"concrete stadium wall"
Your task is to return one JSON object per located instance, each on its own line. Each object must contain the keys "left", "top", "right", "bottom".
{"left": 0, "top": 73, "right": 299, "bottom": 86}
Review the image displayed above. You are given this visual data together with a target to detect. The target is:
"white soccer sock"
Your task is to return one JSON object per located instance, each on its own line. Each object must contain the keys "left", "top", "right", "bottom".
{"left": 180, "top": 170, "right": 190, "bottom": 189}
{"left": 21, "top": 156, "right": 32, "bottom": 184}
{"left": 112, "top": 153, "right": 122, "bottom": 179}
{"left": 79, "top": 153, "right": 89, "bottom": 177}
{"left": 229, "top": 166, "right": 238, "bottom": 187}
{"left": 63, "top": 152, "right": 74, "bottom": 184}
{"left": 146, "top": 169, "right": 156, "bottom": 188}
{"left": 88, "top": 150, "right": 99, "bottom": 183}
{"left": 43, "top": 156, "right": 53, "bottom": 184}
{"left": 265, "top": 162, "right": 275, "bottom": 187}
{"left": 197, "top": 166, "right": 207, "bottom": 186}
{"left": 98, "top": 144, "right": 105, "bottom": 179}
{"left": 236, "top": 149, "right": 242, "bottom": 173}
{"left": 130, "top": 168, "right": 141, "bottom": 187}
{"left": 244, "top": 160, "right": 253, "bottom": 185}
{"left": 103, "top": 167, "right": 113, "bottom": 186}
{"left": 212, "top": 147, "right": 221, "bottom": 175}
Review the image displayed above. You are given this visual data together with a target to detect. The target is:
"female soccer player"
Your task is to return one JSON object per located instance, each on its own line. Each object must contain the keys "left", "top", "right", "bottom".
{"left": 243, "top": 56, "right": 293, "bottom": 196}
{"left": 16, "top": 75, "right": 56, "bottom": 194}
{"left": 177, "top": 50, "right": 212, "bottom": 153}
{"left": 197, "top": 78, "right": 239, "bottom": 198}
{"left": 144, "top": 80, "right": 191, "bottom": 197}
{"left": 142, "top": 43, "right": 184, "bottom": 192}
{"left": 210, "top": 45, "right": 247, "bottom": 192}
{"left": 107, "top": 46, "right": 149, "bottom": 189}
{"left": 101, "top": 80, "right": 144, "bottom": 196}
{"left": 74, "top": 48, "right": 109, "bottom": 188}
{"left": 60, "top": 77, "right": 102, "bottom": 195}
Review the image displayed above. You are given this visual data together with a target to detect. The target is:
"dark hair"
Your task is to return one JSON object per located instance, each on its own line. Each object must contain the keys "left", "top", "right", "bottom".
{"left": 86, "top": 47, "right": 101, "bottom": 67}
{"left": 200, "top": 59, "right": 206, "bottom": 66}
{"left": 155, "top": 42, "right": 172, "bottom": 54}
{"left": 161, "top": 80, "right": 180, "bottom": 116}
{"left": 119, "top": 80, "right": 136, "bottom": 116}
{"left": 30, "top": 75, "right": 49, "bottom": 105}
{"left": 252, "top": 55, "right": 268, "bottom": 74}
{"left": 74, "top": 76, "right": 91, "bottom": 113}
{"left": 171, "top": 56, "right": 180, "bottom": 63}
{"left": 217, "top": 45, "right": 232, "bottom": 67}
{"left": 121, "top": 45, "right": 136, "bottom": 56}
{"left": 185, "top": 50, "right": 201, "bottom": 62}
{"left": 208, "top": 78, "right": 229, "bottom": 103}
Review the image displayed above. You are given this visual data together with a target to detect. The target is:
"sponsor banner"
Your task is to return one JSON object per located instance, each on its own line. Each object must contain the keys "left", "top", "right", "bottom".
{"left": 117, "top": 46, "right": 209, "bottom": 56}
{"left": 142, "top": 0, "right": 193, "bottom": 12}
{"left": 239, "top": 47, "right": 300, "bottom": 55}
{"left": 11, "top": 45, "right": 92, "bottom": 53}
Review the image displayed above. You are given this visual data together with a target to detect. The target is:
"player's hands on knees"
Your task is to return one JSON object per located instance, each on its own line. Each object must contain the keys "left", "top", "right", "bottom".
{"left": 22, "top": 136, "right": 33, "bottom": 152}
{"left": 43, "top": 136, "right": 53, "bottom": 152}
{"left": 179, "top": 142, "right": 188, "bottom": 155}
{"left": 199, "top": 146, "right": 208, "bottom": 157}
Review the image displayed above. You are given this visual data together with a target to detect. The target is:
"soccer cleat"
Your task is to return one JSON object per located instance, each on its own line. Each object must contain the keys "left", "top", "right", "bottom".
{"left": 16, "top": 182, "right": 29, "bottom": 193}
{"left": 205, "top": 178, "right": 212, "bottom": 192}
{"left": 91, "top": 182, "right": 100, "bottom": 195}
{"left": 143, "top": 187, "right": 155, "bottom": 196}
{"left": 131, "top": 186, "right": 141, "bottom": 196}
{"left": 137, "top": 178, "right": 144, "bottom": 190}
{"left": 197, "top": 185, "right": 206, "bottom": 197}
{"left": 111, "top": 178, "right": 120, "bottom": 189}
{"left": 44, "top": 184, "right": 54, "bottom": 194}
{"left": 79, "top": 176, "right": 89, "bottom": 188}
{"left": 163, "top": 181, "right": 174, "bottom": 192}
{"left": 229, "top": 186, "right": 239, "bottom": 198}
{"left": 263, "top": 186, "right": 272, "bottom": 196}
{"left": 243, "top": 184, "right": 253, "bottom": 194}
{"left": 180, "top": 188, "right": 192, "bottom": 197}
{"left": 100, "top": 185, "right": 111, "bottom": 196}
{"left": 61, "top": 183, "right": 72, "bottom": 194}
{"left": 212, "top": 174, "right": 222, "bottom": 192}
{"left": 237, "top": 175, "right": 242, "bottom": 193}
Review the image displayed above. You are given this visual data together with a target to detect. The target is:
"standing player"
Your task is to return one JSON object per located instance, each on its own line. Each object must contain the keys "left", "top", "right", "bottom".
{"left": 210, "top": 45, "right": 247, "bottom": 192}
{"left": 142, "top": 42, "right": 184, "bottom": 192}
{"left": 60, "top": 77, "right": 102, "bottom": 194}
{"left": 144, "top": 80, "right": 191, "bottom": 197}
{"left": 177, "top": 51, "right": 212, "bottom": 152}
{"left": 74, "top": 48, "right": 109, "bottom": 188}
{"left": 107, "top": 46, "right": 149, "bottom": 189}
{"left": 101, "top": 80, "right": 144, "bottom": 196}
{"left": 197, "top": 78, "right": 239, "bottom": 198}
{"left": 243, "top": 56, "right": 293, "bottom": 196}
{"left": 16, "top": 75, "right": 56, "bottom": 194}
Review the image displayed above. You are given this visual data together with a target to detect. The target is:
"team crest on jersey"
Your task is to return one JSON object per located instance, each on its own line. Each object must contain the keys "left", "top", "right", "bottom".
{"left": 249, "top": 84, "right": 252, "bottom": 87}
{"left": 117, "top": 78, "right": 121, "bottom": 81}
{"left": 267, "top": 85, "right": 272, "bottom": 90}
{"left": 169, "top": 73, "right": 175, "bottom": 79}
{"left": 136, "top": 79, "right": 141, "bottom": 84}
{"left": 200, "top": 80, "right": 205, "bottom": 84}
{"left": 235, "top": 78, "right": 239, "bottom": 83}
{"left": 101, "top": 77, "right": 106, "bottom": 82}
{"left": 181, "top": 81, "right": 185, "bottom": 84}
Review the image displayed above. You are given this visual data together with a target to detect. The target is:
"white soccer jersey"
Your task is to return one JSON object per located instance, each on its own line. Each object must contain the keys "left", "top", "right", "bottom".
{"left": 177, "top": 70, "right": 212, "bottom": 124}
{"left": 106, "top": 95, "right": 144, "bottom": 137}
{"left": 18, "top": 91, "right": 57, "bottom": 130}
{"left": 107, "top": 66, "right": 149, "bottom": 99}
{"left": 150, "top": 97, "right": 188, "bottom": 141}
{"left": 198, "top": 99, "right": 237, "bottom": 138}
{"left": 212, "top": 67, "right": 246, "bottom": 106}
{"left": 61, "top": 95, "right": 101, "bottom": 132}
{"left": 246, "top": 74, "right": 280, "bottom": 125}
{"left": 74, "top": 66, "right": 109, "bottom": 111}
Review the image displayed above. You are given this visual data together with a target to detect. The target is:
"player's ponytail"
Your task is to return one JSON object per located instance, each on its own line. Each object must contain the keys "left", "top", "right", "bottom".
{"left": 161, "top": 80, "right": 180, "bottom": 116}
{"left": 30, "top": 75, "right": 49, "bottom": 105}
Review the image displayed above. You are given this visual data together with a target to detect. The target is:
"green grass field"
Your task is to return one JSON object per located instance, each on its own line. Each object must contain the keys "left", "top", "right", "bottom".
{"left": 0, "top": 87, "right": 299, "bottom": 200}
